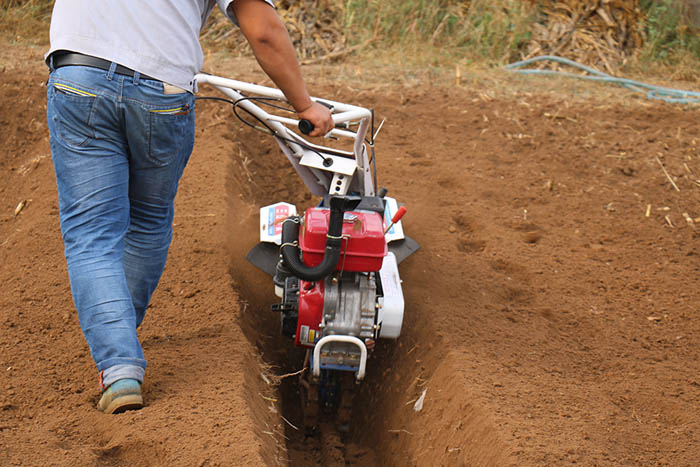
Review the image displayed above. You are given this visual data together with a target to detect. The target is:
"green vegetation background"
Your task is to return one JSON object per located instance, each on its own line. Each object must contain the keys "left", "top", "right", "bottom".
{"left": 1, "top": 0, "right": 698, "bottom": 74}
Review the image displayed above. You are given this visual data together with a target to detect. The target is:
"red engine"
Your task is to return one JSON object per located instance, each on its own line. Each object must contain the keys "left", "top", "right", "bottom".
{"left": 289, "top": 207, "right": 387, "bottom": 348}
{"left": 299, "top": 208, "right": 387, "bottom": 272}
{"left": 294, "top": 279, "right": 323, "bottom": 347}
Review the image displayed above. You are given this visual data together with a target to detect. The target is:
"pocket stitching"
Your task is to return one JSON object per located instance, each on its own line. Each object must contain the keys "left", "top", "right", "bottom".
{"left": 54, "top": 82, "right": 97, "bottom": 98}
{"left": 148, "top": 104, "right": 190, "bottom": 116}
{"left": 147, "top": 99, "right": 194, "bottom": 167}
{"left": 51, "top": 82, "right": 98, "bottom": 148}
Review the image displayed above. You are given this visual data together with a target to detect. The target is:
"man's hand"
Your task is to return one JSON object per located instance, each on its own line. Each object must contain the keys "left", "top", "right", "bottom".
{"left": 233, "top": 0, "right": 333, "bottom": 137}
{"left": 297, "top": 102, "right": 334, "bottom": 137}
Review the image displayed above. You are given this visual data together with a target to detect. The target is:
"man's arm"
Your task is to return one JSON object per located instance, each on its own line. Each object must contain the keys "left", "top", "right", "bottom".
{"left": 232, "top": 0, "right": 333, "bottom": 137}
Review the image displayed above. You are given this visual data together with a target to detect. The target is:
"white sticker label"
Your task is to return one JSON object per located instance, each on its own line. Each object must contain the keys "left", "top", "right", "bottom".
{"left": 383, "top": 197, "right": 405, "bottom": 242}
{"left": 299, "top": 325, "right": 309, "bottom": 344}
{"left": 260, "top": 202, "right": 297, "bottom": 244}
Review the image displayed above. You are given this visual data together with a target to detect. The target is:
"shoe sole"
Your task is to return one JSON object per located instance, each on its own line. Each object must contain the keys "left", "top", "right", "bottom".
{"left": 102, "top": 394, "right": 144, "bottom": 414}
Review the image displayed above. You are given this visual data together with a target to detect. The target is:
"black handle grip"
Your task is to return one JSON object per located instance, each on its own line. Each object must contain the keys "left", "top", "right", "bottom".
{"left": 298, "top": 119, "right": 314, "bottom": 135}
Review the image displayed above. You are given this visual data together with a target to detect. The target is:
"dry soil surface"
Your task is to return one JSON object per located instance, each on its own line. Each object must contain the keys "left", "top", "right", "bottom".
{"left": 1, "top": 42, "right": 700, "bottom": 466}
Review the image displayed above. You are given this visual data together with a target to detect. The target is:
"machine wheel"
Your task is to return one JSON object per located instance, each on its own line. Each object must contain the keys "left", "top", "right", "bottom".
{"left": 299, "top": 351, "right": 357, "bottom": 433}
{"left": 299, "top": 352, "right": 319, "bottom": 435}
{"left": 336, "top": 372, "right": 356, "bottom": 432}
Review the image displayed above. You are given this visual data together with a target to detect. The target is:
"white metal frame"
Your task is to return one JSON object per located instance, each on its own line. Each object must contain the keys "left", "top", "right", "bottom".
{"left": 196, "top": 74, "right": 405, "bottom": 377}
{"left": 312, "top": 335, "right": 368, "bottom": 381}
{"left": 194, "top": 74, "right": 375, "bottom": 197}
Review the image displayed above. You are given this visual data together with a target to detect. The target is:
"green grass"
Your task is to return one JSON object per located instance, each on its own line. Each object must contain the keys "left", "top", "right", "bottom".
{"left": 342, "top": 0, "right": 535, "bottom": 65}
{"left": 1, "top": 0, "right": 697, "bottom": 75}
{"left": 0, "top": 0, "right": 52, "bottom": 45}
{"left": 0, "top": 0, "right": 52, "bottom": 17}
{"left": 638, "top": 0, "right": 700, "bottom": 64}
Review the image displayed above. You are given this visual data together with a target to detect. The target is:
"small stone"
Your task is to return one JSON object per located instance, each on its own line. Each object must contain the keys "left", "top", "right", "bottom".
{"left": 524, "top": 231, "right": 541, "bottom": 244}
{"left": 184, "top": 289, "right": 200, "bottom": 299}
{"left": 448, "top": 226, "right": 457, "bottom": 233}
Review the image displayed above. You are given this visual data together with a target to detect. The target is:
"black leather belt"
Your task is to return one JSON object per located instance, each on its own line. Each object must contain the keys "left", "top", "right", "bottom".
{"left": 51, "top": 52, "right": 158, "bottom": 81}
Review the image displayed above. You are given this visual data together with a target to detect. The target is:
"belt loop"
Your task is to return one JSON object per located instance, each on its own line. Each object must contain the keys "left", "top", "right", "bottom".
{"left": 107, "top": 62, "right": 117, "bottom": 81}
{"left": 48, "top": 53, "right": 55, "bottom": 72}
{"left": 133, "top": 71, "right": 140, "bottom": 86}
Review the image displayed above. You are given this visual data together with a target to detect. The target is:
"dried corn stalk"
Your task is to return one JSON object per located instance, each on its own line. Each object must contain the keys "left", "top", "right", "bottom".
{"left": 277, "top": 0, "right": 346, "bottom": 59}
{"left": 525, "top": 0, "right": 645, "bottom": 75}
{"left": 201, "top": 0, "right": 346, "bottom": 60}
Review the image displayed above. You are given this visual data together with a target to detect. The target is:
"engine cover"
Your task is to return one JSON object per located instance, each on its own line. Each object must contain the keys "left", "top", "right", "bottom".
{"left": 299, "top": 208, "right": 387, "bottom": 272}
{"left": 322, "top": 273, "right": 376, "bottom": 341}
{"left": 294, "top": 273, "right": 377, "bottom": 351}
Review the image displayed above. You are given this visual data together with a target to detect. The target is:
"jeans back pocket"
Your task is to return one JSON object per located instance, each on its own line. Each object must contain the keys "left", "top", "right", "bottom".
{"left": 49, "top": 81, "right": 98, "bottom": 148}
{"left": 146, "top": 97, "right": 195, "bottom": 168}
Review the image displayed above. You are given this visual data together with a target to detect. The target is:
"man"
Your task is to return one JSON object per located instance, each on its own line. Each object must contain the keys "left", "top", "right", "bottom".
{"left": 46, "top": 0, "right": 333, "bottom": 414}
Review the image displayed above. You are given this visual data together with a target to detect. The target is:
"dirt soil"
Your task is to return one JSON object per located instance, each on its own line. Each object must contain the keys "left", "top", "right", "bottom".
{"left": 1, "top": 40, "right": 700, "bottom": 466}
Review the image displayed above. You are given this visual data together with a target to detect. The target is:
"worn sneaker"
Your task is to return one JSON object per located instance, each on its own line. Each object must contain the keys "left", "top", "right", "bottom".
{"left": 97, "top": 379, "right": 144, "bottom": 414}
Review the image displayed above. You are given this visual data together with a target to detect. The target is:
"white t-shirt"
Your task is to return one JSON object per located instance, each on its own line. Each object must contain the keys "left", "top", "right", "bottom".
{"left": 46, "top": 0, "right": 274, "bottom": 92}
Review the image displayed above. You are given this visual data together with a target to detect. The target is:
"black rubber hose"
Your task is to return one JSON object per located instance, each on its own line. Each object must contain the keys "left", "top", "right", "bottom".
{"left": 281, "top": 215, "right": 342, "bottom": 281}
{"left": 281, "top": 197, "right": 360, "bottom": 281}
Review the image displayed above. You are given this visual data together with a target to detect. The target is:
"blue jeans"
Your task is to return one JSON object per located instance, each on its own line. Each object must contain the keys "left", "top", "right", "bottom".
{"left": 46, "top": 64, "right": 195, "bottom": 387}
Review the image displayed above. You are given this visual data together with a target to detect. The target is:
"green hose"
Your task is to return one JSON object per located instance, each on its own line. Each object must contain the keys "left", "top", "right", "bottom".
{"left": 505, "top": 55, "right": 700, "bottom": 104}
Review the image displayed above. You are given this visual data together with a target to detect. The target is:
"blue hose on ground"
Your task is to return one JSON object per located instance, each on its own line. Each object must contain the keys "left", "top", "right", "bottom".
{"left": 505, "top": 55, "right": 700, "bottom": 104}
